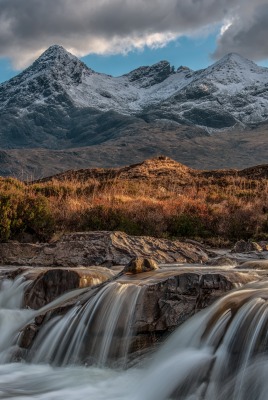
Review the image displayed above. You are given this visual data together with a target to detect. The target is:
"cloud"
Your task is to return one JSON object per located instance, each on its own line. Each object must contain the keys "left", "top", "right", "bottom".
{"left": 0, "top": 0, "right": 266, "bottom": 68}
{"left": 213, "top": 2, "right": 268, "bottom": 61}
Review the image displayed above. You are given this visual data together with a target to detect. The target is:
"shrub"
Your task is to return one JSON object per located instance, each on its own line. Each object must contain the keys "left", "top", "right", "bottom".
{"left": 80, "top": 206, "right": 141, "bottom": 235}
{"left": 0, "top": 193, "right": 18, "bottom": 241}
{"left": 0, "top": 191, "right": 54, "bottom": 242}
{"left": 168, "top": 213, "right": 209, "bottom": 238}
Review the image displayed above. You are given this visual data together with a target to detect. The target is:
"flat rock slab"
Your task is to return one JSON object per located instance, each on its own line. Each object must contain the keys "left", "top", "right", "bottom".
{"left": 0, "top": 231, "right": 208, "bottom": 267}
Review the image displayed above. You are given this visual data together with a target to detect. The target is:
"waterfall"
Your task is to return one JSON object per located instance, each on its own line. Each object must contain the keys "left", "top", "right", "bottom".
{"left": 134, "top": 282, "right": 268, "bottom": 400}
{"left": 29, "top": 281, "right": 144, "bottom": 367}
{"left": 0, "top": 277, "right": 34, "bottom": 362}
{"left": 1, "top": 272, "right": 268, "bottom": 399}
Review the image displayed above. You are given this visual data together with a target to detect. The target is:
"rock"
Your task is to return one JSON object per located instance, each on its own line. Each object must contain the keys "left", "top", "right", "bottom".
{"left": 24, "top": 267, "right": 115, "bottom": 309}
{"left": 0, "top": 231, "right": 208, "bottom": 267}
{"left": 232, "top": 240, "right": 263, "bottom": 253}
{"left": 123, "top": 268, "right": 266, "bottom": 358}
{"left": 236, "top": 260, "right": 268, "bottom": 270}
{"left": 20, "top": 266, "right": 262, "bottom": 358}
{"left": 258, "top": 241, "right": 268, "bottom": 251}
{"left": 19, "top": 324, "right": 38, "bottom": 348}
{"left": 130, "top": 269, "right": 256, "bottom": 335}
{"left": 206, "top": 256, "right": 237, "bottom": 267}
{"left": 123, "top": 258, "right": 159, "bottom": 274}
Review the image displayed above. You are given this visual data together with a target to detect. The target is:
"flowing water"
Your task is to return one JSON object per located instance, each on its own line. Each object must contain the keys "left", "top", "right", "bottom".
{"left": 29, "top": 282, "right": 144, "bottom": 367}
{"left": 1, "top": 273, "right": 268, "bottom": 399}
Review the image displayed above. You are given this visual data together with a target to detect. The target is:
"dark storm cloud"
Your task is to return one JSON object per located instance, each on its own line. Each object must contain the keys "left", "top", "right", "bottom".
{"left": 213, "top": 2, "right": 268, "bottom": 60}
{"left": 0, "top": 0, "right": 266, "bottom": 68}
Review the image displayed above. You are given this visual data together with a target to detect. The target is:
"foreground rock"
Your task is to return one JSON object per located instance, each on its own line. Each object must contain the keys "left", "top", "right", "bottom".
{"left": 123, "top": 258, "right": 159, "bottom": 274}
{"left": 19, "top": 266, "right": 263, "bottom": 363}
{"left": 236, "top": 260, "right": 268, "bottom": 270}
{"left": 0, "top": 231, "right": 208, "bottom": 267}
{"left": 206, "top": 256, "right": 237, "bottom": 267}
{"left": 24, "top": 267, "right": 116, "bottom": 309}
{"left": 232, "top": 240, "right": 264, "bottom": 253}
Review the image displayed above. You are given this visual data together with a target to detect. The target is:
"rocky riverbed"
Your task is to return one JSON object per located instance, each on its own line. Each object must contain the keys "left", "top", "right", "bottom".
{"left": 0, "top": 232, "right": 268, "bottom": 365}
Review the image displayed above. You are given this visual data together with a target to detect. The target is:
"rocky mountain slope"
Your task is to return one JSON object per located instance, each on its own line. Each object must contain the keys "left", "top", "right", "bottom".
{"left": 1, "top": 45, "right": 268, "bottom": 177}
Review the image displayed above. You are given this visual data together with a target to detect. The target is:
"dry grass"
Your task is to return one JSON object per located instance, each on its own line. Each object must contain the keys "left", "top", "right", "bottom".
{"left": 1, "top": 158, "right": 268, "bottom": 244}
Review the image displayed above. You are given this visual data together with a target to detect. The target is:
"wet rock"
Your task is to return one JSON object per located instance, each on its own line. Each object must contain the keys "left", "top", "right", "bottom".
{"left": 123, "top": 258, "right": 159, "bottom": 274}
{"left": 232, "top": 240, "right": 263, "bottom": 253}
{"left": 0, "top": 231, "right": 208, "bottom": 267}
{"left": 20, "top": 267, "right": 261, "bottom": 358}
{"left": 19, "top": 324, "right": 38, "bottom": 348}
{"left": 131, "top": 270, "right": 254, "bottom": 333}
{"left": 236, "top": 260, "right": 268, "bottom": 270}
{"left": 206, "top": 256, "right": 237, "bottom": 267}
{"left": 258, "top": 241, "right": 268, "bottom": 251}
{"left": 24, "top": 267, "right": 115, "bottom": 309}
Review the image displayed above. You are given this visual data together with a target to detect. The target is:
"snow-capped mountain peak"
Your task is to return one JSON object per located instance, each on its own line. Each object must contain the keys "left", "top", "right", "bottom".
{"left": 214, "top": 52, "right": 255, "bottom": 67}
{"left": 2, "top": 45, "right": 94, "bottom": 92}
{"left": 1, "top": 45, "right": 268, "bottom": 144}
{"left": 0, "top": 45, "right": 95, "bottom": 111}
{"left": 200, "top": 52, "right": 268, "bottom": 87}
{"left": 26, "top": 44, "right": 94, "bottom": 83}
{"left": 38, "top": 44, "right": 74, "bottom": 60}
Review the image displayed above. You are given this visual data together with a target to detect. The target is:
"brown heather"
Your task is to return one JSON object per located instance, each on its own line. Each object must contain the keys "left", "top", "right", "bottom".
{"left": 1, "top": 157, "right": 268, "bottom": 245}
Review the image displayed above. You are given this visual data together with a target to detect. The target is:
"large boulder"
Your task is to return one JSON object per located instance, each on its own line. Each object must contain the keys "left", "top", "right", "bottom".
{"left": 0, "top": 231, "right": 208, "bottom": 267}
{"left": 24, "top": 267, "right": 116, "bottom": 309}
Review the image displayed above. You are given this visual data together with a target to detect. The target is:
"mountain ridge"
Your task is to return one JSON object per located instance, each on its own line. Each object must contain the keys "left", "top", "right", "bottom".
{"left": 0, "top": 45, "right": 268, "bottom": 177}
{"left": 1, "top": 45, "right": 268, "bottom": 128}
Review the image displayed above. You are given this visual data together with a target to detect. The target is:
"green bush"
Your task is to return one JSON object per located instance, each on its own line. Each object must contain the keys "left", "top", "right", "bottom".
{"left": 80, "top": 206, "right": 141, "bottom": 236}
{"left": 0, "top": 194, "right": 18, "bottom": 241}
{"left": 168, "top": 213, "right": 209, "bottom": 238}
{"left": 0, "top": 192, "right": 55, "bottom": 242}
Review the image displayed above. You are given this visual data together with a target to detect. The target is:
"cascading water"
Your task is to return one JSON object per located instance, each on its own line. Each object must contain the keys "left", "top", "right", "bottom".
{"left": 1, "top": 273, "right": 268, "bottom": 399}
{"left": 29, "top": 281, "right": 144, "bottom": 367}
{"left": 0, "top": 277, "right": 34, "bottom": 362}
{"left": 134, "top": 282, "right": 268, "bottom": 400}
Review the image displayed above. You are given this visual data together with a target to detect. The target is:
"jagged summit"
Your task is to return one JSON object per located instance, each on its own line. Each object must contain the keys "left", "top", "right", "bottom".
{"left": 217, "top": 52, "right": 253, "bottom": 64}
{"left": 2, "top": 45, "right": 93, "bottom": 92}
{"left": 124, "top": 60, "right": 175, "bottom": 88}
{"left": 34, "top": 45, "right": 94, "bottom": 73}
{"left": 202, "top": 52, "right": 268, "bottom": 85}
{"left": 210, "top": 52, "right": 263, "bottom": 72}
{"left": 0, "top": 45, "right": 94, "bottom": 116}
{"left": 40, "top": 44, "right": 72, "bottom": 57}
{"left": 26, "top": 44, "right": 93, "bottom": 80}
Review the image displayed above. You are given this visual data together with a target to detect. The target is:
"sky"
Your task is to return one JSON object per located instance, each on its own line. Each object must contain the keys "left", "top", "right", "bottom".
{"left": 0, "top": 0, "right": 268, "bottom": 83}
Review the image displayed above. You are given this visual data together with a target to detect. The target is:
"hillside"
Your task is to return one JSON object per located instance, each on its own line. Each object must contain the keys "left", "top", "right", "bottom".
{"left": 34, "top": 156, "right": 268, "bottom": 189}
{"left": 1, "top": 157, "right": 267, "bottom": 245}
{"left": 1, "top": 123, "right": 268, "bottom": 179}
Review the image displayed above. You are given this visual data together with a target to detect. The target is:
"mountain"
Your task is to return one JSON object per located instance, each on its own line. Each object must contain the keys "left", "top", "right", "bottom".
{"left": 0, "top": 45, "right": 268, "bottom": 177}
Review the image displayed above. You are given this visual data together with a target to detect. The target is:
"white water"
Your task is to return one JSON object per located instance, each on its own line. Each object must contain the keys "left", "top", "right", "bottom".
{"left": 29, "top": 282, "right": 144, "bottom": 367}
{"left": 1, "top": 275, "right": 268, "bottom": 399}
{"left": 0, "top": 278, "right": 34, "bottom": 363}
